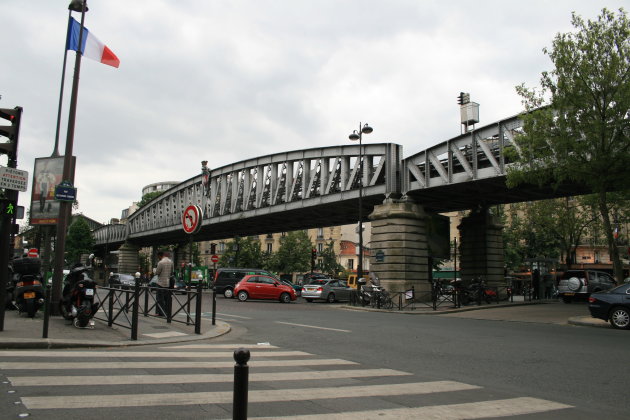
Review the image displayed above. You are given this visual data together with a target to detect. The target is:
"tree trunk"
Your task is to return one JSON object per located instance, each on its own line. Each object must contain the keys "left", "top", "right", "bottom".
{"left": 597, "top": 191, "right": 624, "bottom": 282}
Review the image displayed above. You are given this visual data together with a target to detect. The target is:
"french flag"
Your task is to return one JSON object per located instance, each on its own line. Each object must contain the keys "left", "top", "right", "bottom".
{"left": 67, "top": 17, "right": 120, "bottom": 68}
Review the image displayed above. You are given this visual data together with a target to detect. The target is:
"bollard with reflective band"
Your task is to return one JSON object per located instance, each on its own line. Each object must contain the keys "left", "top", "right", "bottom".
{"left": 233, "top": 347, "right": 250, "bottom": 420}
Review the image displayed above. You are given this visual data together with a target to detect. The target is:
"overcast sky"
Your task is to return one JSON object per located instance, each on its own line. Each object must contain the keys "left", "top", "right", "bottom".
{"left": 1, "top": 0, "right": 624, "bottom": 225}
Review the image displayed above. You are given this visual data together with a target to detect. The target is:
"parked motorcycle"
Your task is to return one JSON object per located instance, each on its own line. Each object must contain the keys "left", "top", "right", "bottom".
{"left": 59, "top": 264, "right": 100, "bottom": 328}
{"left": 460, "top": 278, "right": 497, "bottom": 305}
{"left": 11, "top": 257, "right": 45, "bottom": 318}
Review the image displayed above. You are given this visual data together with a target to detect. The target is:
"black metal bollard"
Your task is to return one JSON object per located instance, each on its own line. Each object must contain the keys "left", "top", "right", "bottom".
{"left": 42, "top": 285, "right": 51, "bottom": 338}
{"left": 233, "top": 347, "right": 250, "bottom": 420}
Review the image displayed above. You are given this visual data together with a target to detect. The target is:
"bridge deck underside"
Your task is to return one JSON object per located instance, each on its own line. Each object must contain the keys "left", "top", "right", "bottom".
{"left": 406, "top": 176, "right": 592, "bottom": 213}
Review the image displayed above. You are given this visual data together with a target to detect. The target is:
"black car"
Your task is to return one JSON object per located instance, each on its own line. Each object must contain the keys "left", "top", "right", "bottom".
{"left": 588, "top": 283, "right": 630, "bottom": 329}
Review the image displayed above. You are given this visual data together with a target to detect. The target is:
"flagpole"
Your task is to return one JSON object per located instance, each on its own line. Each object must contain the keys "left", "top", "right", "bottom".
{"left": 50, "top": 0, "right": 88, "bottom": 314}
{"left": 51, "top": 10, "right": 73, "bottom": 158}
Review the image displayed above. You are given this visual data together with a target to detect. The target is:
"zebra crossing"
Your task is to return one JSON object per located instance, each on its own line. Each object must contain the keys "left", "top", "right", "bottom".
{"left": 0, "top": 343, "right": 573, "bottom": 419}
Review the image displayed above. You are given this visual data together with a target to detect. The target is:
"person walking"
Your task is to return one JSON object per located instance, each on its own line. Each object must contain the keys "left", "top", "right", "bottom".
{"left": 155, "top": 250, "right": 174, "bottom": 317}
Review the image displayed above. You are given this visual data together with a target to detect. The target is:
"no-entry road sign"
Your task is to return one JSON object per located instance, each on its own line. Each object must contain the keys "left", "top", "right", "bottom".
{"left": 211, "top": 254, "right": 219, "bottom": 263}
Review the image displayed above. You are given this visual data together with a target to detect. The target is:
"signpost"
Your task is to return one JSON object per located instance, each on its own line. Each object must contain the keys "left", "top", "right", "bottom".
{"left": 54, "top": 180, "right": 77, "bottom": 202}
{"left": 211, "top": 254, "right": 219, "bottom": 264}
{"left": 0, "top": 166, "right": 28, "bottom": 192}
{"left": 27, "top": 248, "right": 39, "bottom": 258}
{"left": 182, "top": 205, "right": 202, "bottom": 234}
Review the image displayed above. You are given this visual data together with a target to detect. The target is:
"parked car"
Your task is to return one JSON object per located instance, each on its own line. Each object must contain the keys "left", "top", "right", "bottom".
{"left": 213, "top": 268, "right": 276, "bottom": 298}
{"left": 588, "top": 283, "right": 630, "bottom": 329}
{"left": 556, "top": 270, "right": 616, "bottom": 303}
{"left": 108, "top": 273, "right": 138, "bottom": 289}
{"left": 302, "top": 279, "right": 352, "bottom": 303}
{"left": 234, "top": 275, "right": 296, "bottom": 303}
{"left": 148, "top": 275, "right": 187, "bottom": 294}
{"left": 281, "top": 280, "right": 301, "bottom": 296}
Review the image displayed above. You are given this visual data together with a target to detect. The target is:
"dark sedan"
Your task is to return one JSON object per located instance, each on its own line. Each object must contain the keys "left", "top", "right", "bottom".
{"left": 588, "top": 283, "right": 630, "bottom": 329}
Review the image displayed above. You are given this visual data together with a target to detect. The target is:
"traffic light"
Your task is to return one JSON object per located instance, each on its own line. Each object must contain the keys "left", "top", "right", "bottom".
{"left": 0, "top": 106, "right": 23, "bottom": 163}
{"left": 457, "top": 92, "right": 470, "bottom": 106}
{"left": 0, "top": 199, "right": 17, "bottom": 218}
{"left": 311, "top": 248, "right": 317, "bottom": 260}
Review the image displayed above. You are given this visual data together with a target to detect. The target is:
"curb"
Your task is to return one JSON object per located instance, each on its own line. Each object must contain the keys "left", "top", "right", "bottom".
{"left": 340, "top": 300, "right": 548, "bottom": 315}
{"left": 0, "top": 320, "right": 231, "bottom": 349}
{"left": 567, "top": 316, "right": 610, "bottom": 329}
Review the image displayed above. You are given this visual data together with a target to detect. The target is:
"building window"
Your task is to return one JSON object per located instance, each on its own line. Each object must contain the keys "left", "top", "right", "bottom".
{"left": 317, "top": 243, "right": 323, "bottom": 253}
{"left": 347, "top": 259, "right": 354, "bottom": 270}
{"left": 267, "top": 243, "right": 272, "bottom": 254}
{"left": 317, "top": 228, "right": 324, "bottom": 239}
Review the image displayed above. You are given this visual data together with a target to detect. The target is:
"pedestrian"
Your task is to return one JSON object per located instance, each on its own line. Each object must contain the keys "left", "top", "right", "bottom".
{"left": 543, "top": 274, "right": 554, "bottom": 299}
{"left": 532, "top": 269, "right": 540, "bottom": 300}
{"left": 155, "top": 250, "right": 174, "bottom": 317}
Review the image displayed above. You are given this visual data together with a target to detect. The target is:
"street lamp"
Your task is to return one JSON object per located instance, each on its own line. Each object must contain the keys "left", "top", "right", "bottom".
{"left": 348, "top": 123, "right": 372, "bottom": 283}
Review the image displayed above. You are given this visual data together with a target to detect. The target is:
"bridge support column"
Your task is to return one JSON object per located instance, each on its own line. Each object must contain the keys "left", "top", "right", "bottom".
{"left": 458, "top": 208, "right": 505, "bottom": 286}
{"left": 117, "top": 242, "right": 140, "bottom": 276}
{"left": 369, "top": 198, "right": 430, "bottom": 294}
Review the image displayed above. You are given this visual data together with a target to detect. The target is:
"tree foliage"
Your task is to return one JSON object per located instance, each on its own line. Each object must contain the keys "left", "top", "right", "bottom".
{"left": 268, "top": 231, "right": 313, "bottom": 274}
{"left": 318, "top": 241, "right": 344, "bottom": 276}
{"left": 508, "top": 8, "right": 630, "bottom": 280}
{"left": 137, "top": 191, "right": 164, "bottom": 208}
{"left": 65, "top": 216, "right": 94, "bottom": 265}
{"left": 219, "top": 236, "right": 264, "bottom": 268}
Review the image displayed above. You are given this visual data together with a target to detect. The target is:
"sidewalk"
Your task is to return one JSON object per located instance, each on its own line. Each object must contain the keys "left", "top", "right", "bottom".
{"left": 0, "top": 308, "right": 230, "bottom": 349}
{"left": 342, "top": 299, "right": 611, "bottom": 328}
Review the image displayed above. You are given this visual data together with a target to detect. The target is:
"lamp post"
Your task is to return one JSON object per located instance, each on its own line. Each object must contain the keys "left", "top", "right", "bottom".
{"left": 348, "top": 123, "right": 373, "bottom": 283}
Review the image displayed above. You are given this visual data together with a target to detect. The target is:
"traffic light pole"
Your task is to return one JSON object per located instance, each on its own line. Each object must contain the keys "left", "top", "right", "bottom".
{"left": 0, "top": 106, "right": 22, "bottom": 331}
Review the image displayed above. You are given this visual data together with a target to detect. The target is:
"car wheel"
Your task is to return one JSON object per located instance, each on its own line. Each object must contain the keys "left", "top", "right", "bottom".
{"left": 305, "top": 298, "right": 313, "bottom": 302}
{"left": 224, "top": 288, "right": 234, "bottom": 298}
{"left": 609, "top": 307, "right": 630, "bottom": 329}
{"left": 237, "top": 291, "right": 248, "bottom": 302}
{"left": 326, "top": 293, "right": 336, "bottom": 303}
{"left": 279, "top": 292, "right": 291, "bottom": 304}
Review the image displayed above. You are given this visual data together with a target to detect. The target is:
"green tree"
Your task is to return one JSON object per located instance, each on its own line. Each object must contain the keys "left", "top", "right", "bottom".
{"left": 318, "top": 241, "right": 343, "bottom": 276}
{"left": 65, "top": 217, "right": 94, "bottom": 265}
{"left": 137, "top": 191, "right": 164, "bottom": 208}
{"left": 508, "top": 8, "right": 630, "bottom": 281}
{"left": 219, "top": 236, "right": 264, "bottom": 268}
{"left": 269, "top": 231, "right": 312, "bottom": 274}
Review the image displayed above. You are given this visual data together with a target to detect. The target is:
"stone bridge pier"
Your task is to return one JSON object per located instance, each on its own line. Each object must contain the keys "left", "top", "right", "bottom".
{"left": 117, "top": 242, "right": 140, "bottom": 276}
{"left": 368, "top": 200, "right": 505, "bottom": 296}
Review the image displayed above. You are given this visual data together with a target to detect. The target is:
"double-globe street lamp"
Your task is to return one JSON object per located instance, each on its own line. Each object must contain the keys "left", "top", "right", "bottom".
{"left": 348, "top": 123, "right": 373, "bottom": 283}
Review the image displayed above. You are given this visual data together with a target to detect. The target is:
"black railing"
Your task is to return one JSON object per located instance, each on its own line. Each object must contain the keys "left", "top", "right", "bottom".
{"left": 95, "top": 281, "right": 204, "bottom": 341}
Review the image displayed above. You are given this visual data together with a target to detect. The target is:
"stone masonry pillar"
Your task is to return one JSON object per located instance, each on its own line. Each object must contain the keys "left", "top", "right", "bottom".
{"left": 369, "top": 198, "right": 430, "bottom": 294}
{"left": 458, "top": 208, "right": 505, "bottom": 287}
{"left": 117, "top": 242, "right": 140, "bottom": 275}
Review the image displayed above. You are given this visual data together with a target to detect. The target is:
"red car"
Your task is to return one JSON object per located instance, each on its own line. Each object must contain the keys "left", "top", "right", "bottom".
{"left": 234, "top": 275, "right": 297, "bottom": 303}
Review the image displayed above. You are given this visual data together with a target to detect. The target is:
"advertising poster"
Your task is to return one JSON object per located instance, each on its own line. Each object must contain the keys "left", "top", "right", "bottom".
{"left": 30, "top": 156, "right": 67, "bottom": 225}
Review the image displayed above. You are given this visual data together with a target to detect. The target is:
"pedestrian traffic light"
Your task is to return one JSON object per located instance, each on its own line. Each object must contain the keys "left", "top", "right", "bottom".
{"left": 311, "top": 248, "right": 317, "bottom": 260}
{"left": 0, "top": 199, "right": 17, "bottom": 219}
{"left": 0, "top": 106, "right": 23, "bottom": 162}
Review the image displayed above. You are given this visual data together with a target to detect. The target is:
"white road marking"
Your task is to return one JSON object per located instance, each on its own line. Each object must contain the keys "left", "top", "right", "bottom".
{"left": 0, "top": 350, "right": 309, "bottom": 358}
{"left": 214, "top": 312, "right": 252, "bottom": 319}
{"left": 275, "top": 321, "right": 351, "bottom": 333}
{"left": 9, "top": 368, "right": 410, "bottom": 386}
{"left": 21, "top": 381, "right": 479, "bottom": 409}
{"left": 247, "top": 397, "right": 573, "bottom": 420}
{"left": 0, "top": 358, "right": 357, "bottom": 370}
{"left": 142, "top": 331, "right": 188, "bottom": 338}
{"left": 161, "top": 343, "right": 277, "bottom": 349}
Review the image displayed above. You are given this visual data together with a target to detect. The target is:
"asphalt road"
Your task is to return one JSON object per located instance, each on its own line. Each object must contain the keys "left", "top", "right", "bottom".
{"left": 208, "top": 296, "right": 629, "bottom": 419}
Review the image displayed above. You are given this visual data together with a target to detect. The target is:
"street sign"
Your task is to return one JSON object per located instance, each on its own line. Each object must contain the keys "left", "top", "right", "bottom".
{"left": 211, "top": 254, "right": 219, "bottom": 263}
{"left": 27, "top": 248, "right": 38, "bottom": 258}
{"left": 182, "top": 204, "right": 202, "bottom": 234}
{"left": 0, "top": 166, "right": 28, "bottom": 192}
{"left": 54, "top": 181, "right": 77, "bottom": 202}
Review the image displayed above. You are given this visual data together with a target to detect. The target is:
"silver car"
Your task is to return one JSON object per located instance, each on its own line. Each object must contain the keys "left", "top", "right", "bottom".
{"left": 301, "top": 279, "right": 352, "bottom": 303}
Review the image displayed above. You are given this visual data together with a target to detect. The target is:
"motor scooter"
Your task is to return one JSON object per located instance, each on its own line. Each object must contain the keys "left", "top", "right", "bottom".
{"left": 59, "top": 264, "right": 100, "bottom": 328}
{"left": 11, "top": 257, "right": 45, "bottom": 318}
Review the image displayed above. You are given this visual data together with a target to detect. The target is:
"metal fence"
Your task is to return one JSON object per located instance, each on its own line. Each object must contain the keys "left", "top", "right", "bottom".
{"left": 94, "top": 281, "right": 204, "bottom": 340}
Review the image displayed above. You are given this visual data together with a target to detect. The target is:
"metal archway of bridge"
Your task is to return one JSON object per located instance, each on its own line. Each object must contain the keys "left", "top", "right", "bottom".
{"left": 93, "top": 113, "right": 591, "bottom": 248}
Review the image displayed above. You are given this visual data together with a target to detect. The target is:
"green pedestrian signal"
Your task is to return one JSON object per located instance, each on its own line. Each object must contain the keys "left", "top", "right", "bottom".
{"left": 5, "top": 203, "right": 14, "bottom": 215}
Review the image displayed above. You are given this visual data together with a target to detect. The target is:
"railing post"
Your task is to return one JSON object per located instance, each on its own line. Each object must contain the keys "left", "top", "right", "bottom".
{"left": 42, "top": 285, "right": 51, "bottom": 339}
{"left": 195, "top": 281, "right": 203, "bottom": 334}
{"left": 131, "top": 272, "right": 140, "bottom": 341}
{"left": 233, "top": 348, "right": 250, "bottom": 420}
{"left": 166, "top": 277, "right": 173, "bottom": 324}
{"left": 108, "top": 289, "right": 114, "bottom": 327}
{"left": 144, "top": 284, "right": 149, "bottom": 316}
{"left": 212, "top": 285, "right": 217, "bottom": 326}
